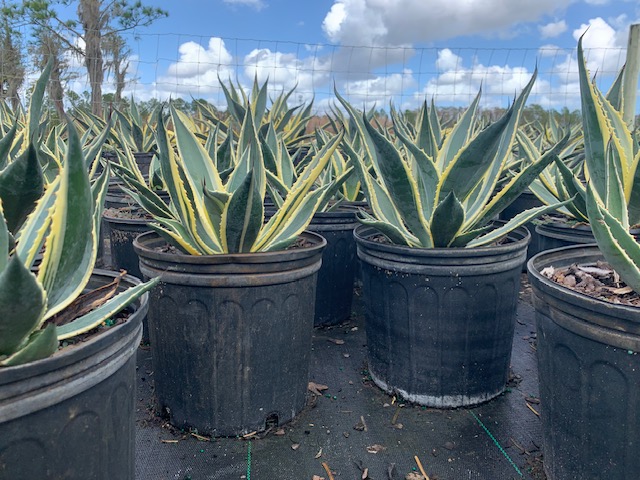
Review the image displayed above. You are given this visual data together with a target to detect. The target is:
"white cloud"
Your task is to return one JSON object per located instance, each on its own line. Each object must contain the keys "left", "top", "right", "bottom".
{"left": 539, "top": 20, "right": 567, "bottom": 39}
{"left": 243, "top": 48, "right": 331, "bottom": 103}
{"left": 563, "top": 17, "right": 627, "bottom": 76}
{"left": 419, "top": 48, "right": 551, "bottom": 107}
{"left": 223, "top": 0, "right": 266, "bottom": 10}
{"left": 152, "top": 38, "right": 235, "bottom": 102}
{"left": 322, "top": 0, "right": 573, "bottom": 46}
{"left": 340, "top": 69, "right": 416, "bottom": 109}
{"left": 584, "top": 0, "right": 609, "bottom": 5}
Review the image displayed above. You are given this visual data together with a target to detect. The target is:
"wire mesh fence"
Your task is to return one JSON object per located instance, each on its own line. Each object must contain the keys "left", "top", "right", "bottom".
{"left": 0, "top": 30, "right": 630, "bottom": 113}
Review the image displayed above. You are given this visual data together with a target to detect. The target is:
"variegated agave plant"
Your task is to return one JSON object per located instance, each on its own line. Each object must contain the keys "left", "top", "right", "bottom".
{"left": 336, "top": 71, "right": 571, "bottom": 248}
{"left": 119, "top": 101, "right": 343, "bottom": 254}
{"left": 0, "top": 67, "right": 158, "bottom": 367}
{"left": 572, "top": 36, "right": 640, "bottom": 293}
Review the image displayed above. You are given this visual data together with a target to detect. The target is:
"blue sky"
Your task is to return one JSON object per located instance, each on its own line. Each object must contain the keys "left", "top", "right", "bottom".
{"left": 69, "top": 0, "right": 640, "bottom": 111}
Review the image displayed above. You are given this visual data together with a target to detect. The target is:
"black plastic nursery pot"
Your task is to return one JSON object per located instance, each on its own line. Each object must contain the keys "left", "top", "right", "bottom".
{"left": 499, "top": 190, "right": 543, "bottom": 267}
{"left": 103, "top": 210, "right": 153, "bottom": 343}
{"left": 535, "top": 216, "right": 640, "bottom": 252}
{"left": 102, "top": 210, "right": 151, "bottom": 280}
{"left": 0, "top": 270, "right": 149, "bottom": 479}
{"left": 527, "top": 245, "right": 640, "bottom": 480}
{"left": 133, "top": 231, "right": 326, "bottom": 437}
{"left": 535, "top": 219, "right": 598, "bottom": 251}
{"left": 354, "top": 223, "right": 530, "bottom": 407}
{"left": 307, "top": 209, "right": 359, "bottom": 326}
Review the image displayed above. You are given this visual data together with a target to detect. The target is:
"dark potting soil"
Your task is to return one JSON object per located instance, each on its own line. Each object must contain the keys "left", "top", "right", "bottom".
{"left": 540, "top": 261, "right": 640, "bottom": 307}
{"left": 151, "top": 236, "right": 315, "bottom": 255}
{"left": 104, "top": 206, "right": 153, "bottom": 220}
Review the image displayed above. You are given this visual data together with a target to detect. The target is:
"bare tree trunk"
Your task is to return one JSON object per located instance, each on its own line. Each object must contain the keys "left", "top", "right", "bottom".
{"left": 0, "top": 22, "right": 25, "bottom": 111}
{"left": 114, "top": 59, "right": 128, "bottom": 106}
{"left": 49, "top": 61, "right": 66, "bottom": 118}
{"left": 104, "top": 32, "right": 129, "bottom": 108}
{"left": 78, "top": 0, "right": 105, "bottom": 116}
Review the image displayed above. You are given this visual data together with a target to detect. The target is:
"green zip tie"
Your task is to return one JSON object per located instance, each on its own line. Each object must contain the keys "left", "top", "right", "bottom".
{"left": 469, "top": 410, "right": 523, "bottom": 477}
{"left": 246, "top": 440, "right": 252, "bottom": 480}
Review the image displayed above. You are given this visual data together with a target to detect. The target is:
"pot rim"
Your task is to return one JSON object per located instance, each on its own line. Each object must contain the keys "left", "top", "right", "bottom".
{"left": 353, "top": 221, "right": 530, "bottom": 259}
{"left": 133, "top": 229, "right": 327, "bottom": 265}
{"left": 527, "top": 243, "right": 640, "bottom": 314}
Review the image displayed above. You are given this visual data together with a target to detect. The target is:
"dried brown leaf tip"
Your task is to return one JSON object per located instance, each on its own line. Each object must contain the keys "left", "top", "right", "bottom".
{"left": 366, "top": 444, "right": 386, "bottom": 454}
{"left": 308, "top": 382, "right": 329, "bottom": 395}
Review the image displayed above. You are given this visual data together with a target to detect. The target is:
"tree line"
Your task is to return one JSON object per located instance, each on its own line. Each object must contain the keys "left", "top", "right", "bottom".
{"left": 0, "top": 0, "right": 167, "bottom": 116}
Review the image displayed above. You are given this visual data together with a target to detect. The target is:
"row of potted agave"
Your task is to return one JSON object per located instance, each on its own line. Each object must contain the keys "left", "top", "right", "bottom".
{"left": 0, "top": 63, "right": 158, "bottom": 478}
{"left": 1, "top": 33, "right": 639, "bottom": 479}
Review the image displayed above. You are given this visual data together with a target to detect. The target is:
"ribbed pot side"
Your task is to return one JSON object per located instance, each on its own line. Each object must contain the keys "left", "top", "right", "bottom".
{"left": 134, "top": 231, "right": 326, "bottom": 437}
{"left": 0, "top": 270, "right": 148, "bottom": 480}
{"left": 527, "top": 244, "right": 640, "bottom": 480}
{"left": 354, "top": 224, "right": 529, "bottom": 407}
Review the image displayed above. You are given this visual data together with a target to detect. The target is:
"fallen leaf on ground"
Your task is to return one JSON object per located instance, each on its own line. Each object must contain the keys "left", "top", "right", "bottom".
{"left": 291, "top": 443, "right": 300, "bottom": 450}
{"left": 308, "top": 382, "right": 329, "bottom": 395}
{"left": 366, "top": 444, "right": 386, "bottom": 454}
{"left": 315, "top": 448, "right": 323, "bottom": 459}
{"left": 361, "top": 467, "right": 369, "bottom": 479}
{"left": 312, "top": 476, "right": 325, "bottom": 480}
{"left": 328, "top": 338, "right": 345, "bottom": 345}
{"left": 405, "top": 473, "right": 425, "bottom": 480}
{"left": 275, "top": 428, "right": 286, "bottom": 436}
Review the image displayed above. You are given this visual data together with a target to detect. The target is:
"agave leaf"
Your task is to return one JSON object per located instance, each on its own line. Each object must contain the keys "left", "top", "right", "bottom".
{"left": 218, "top": 76, "right": 247, "bottom": 125}
{"left": 363, "top": 114, "right": 431, "bottom": 246}
{"left": 13, "top": 178, "right": 58, "bottom": 270}
{"left": 0, "top": 324, "right": 58, "bottom": 367}
{"left": 258, "top": 186, "right": 329, "bottom": 252}
{"left": 221, "top": 169, "right": 264, "bottom": 253}
{"left": 84, "top": 118, "right": 112, "bottom": 171}
{"left": 56, "top": 277, "right": 159, "bottom": 340}
{"left": 475, "top": 132, "right": 570, "bottom": 227}
{"left": 341, "top": 138, "right": 410, "bottom": 237}
{"left": 429, "top": 98, "right": 442, "bottom": 145}
{"left": 430, "top": 192, "right": 465, "bottom": 247}
{"left": 451, "top": 71, "right": 536, "bottom": 215}
{"left": 173, "top": 159, "right": 221, "bottom": 254}
{"left": 202, "top": 187, "right": 230, "bottom": 233}
{"left": 171, "top": 105, "right": 223, "bottom": 191}
{"left": 147, "top": 221, "right": 201, "bottom": 255}
{"left": 391, "top": 107, "right": 439, "bottom": 220}
{"left": 356, "top": 209, "right": 415, "bottom": 247}
{"left": 437, "top": 88, "right": 481, "bottom": 170}
{"left": 438, "top": 110, "right": 513, "bottom": 204}
{"left": 316, "top": 166, "right": 355, "bottom": 212}
{"left": 251, "top": 75, "right": 269, "bottom": 126}
{"left": 628, "top": 152, "right": 640, "bottom": 226}
{"left": 415, "top": 100, "right": 439, "bottom": 159}
{"left": 0, "top": 255, "right": 47, "bottom": 356}
{"left": 0, "top": 143, "right": 44, "bottom": 234}
{"left": 587, "top": 183, "right": 640, "bottom": 292}
{"left": 27, "top": 60, "right": 53, "bottom": 144}
{"left": 227, "top": 106, "right": 266, "bottom": 195}
{"left": 0, "top": 205, "right": 8, "bottom": 272}
{"left": 156, "top": 111, "right": 221, "bottom": 254}
{"left": 603, "top": 138, "right": 628, "bottom": 229}
{"left": 255, "top": 132, "right": 343, "bottom": 249}
{"left": 605, "top": 63, "right": 625, "bottom": 113}
{"left": 578, "top": 35, "right": 631, "bottom": 203}
{"left": 38, "top": 121, "right": 96, "bottom": 321}
{"left": 467, "top": 199, "right": 574, "bottom": 248}
{"left": 552, "top": 157, "right": 588, "bottom": 220}
{"left": 0, "top": 121, "right": 18, "bottom": 170}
